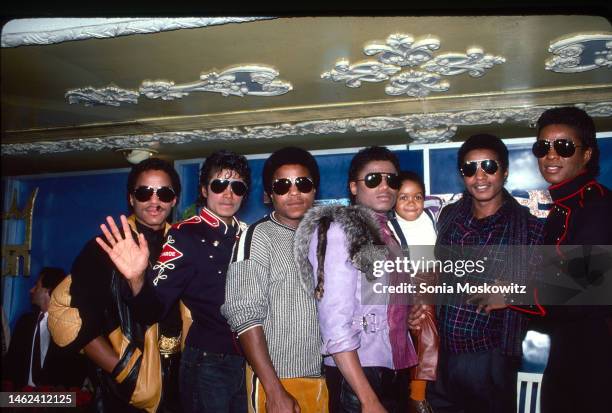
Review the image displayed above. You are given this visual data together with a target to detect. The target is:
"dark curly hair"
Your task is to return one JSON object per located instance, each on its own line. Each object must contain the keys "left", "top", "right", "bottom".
{"left": 39, "top": 267, "right": 67, "bottom": 293}
{"left": 536, "top": 107, "right": 599, "bottom": 176}
{"left": 398, "top": 170, "right": 426, "bottom": 194}
{"left": 457, "top": 134, "right": 509, "bottom": 172}
{"left": 126, "top": 158, "right": 181, "bottom": 211}
{"left": 262, "top": 147, "right": 320, "bottom": 196}
{"left": 197, "top": 150, "right": 251, "bottom": 206}
{"left": 347, "top": 146, "right": 400, "bottom": 204}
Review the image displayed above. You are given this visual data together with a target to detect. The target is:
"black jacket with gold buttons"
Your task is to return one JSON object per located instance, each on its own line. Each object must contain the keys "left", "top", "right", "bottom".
{"left": 128, "top": 207, "right": 245, "bottom": 355}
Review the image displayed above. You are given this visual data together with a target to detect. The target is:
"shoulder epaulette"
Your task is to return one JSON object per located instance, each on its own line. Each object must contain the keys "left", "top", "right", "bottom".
{"left": 172, "top": 215, "right": 202, "bottom": 230}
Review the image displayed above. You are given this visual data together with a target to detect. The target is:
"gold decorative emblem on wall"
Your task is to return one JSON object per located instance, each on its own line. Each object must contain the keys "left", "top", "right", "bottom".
{"left": 2, "top": 188, "right": 38, "bottom": 277}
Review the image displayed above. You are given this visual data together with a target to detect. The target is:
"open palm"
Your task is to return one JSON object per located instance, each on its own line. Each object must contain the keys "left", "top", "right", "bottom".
{"left": 96, "top": 215, "right": 149, "bottom": 280}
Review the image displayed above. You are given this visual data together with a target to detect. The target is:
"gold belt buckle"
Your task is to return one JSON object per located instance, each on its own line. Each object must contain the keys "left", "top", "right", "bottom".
{"left": 158, "top": 334, "right": 181, "bottom": 355}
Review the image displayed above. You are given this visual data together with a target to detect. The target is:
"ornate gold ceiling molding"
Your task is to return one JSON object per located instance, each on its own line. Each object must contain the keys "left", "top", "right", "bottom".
{"left": 6, "top": 84, "right": 610, "bottom": 144}
{"left": 385, "top": 70, "right": 449, "bottom": 97}
{"left": 140, "top": 66, "right": 292, "bottom": 100}
{"left": 3, "top": 102, "right": 610, "bottom": 155}
{"left": 322, "top": 34, "right": 506, "bottom": 97}
{"left": 66, "top": 86, "right": 140, "bottom": 106}
{"left": 65, "top": 65, "right": 292, "bottom": 106}
{"left": 321, "top": 60, "right": 400, "bottom": 87}
{"left": 1, "top": 17, "right": 275, "bottom": 48}
{"left": 546, "top": 32, "right": 612, "bottom": 73}
{"left": 421, "top": 48, "right": 507, "bottom": 77}
{"left": 364, "top": 34, "right": 440, "bottom": 67}
{"left": 408, "top": 126, "right": 457, "bottom": 143}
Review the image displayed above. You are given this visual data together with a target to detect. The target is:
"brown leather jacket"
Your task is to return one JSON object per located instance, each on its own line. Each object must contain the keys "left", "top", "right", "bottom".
{"left": 410, "top": 305, "right": 439, "bottom": 381}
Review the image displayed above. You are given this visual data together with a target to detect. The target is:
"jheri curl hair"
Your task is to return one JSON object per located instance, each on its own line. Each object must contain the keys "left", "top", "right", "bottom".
{"left": 457, "top": 134, "right": 509, "bottom": 172}
{"left": 262, "top": 147, "right": 320, "bottom": 196}
{"left": 536, "top": 107, "right": 599, "bottom": 177}
{"left": 126, "top": 157, "right": 181, "bottom": 211}
{"left": 197, "top": 150, "right": 251, "bottom": 206}
{"left": 348, "top": 146, "right": 400, "bottom": 204}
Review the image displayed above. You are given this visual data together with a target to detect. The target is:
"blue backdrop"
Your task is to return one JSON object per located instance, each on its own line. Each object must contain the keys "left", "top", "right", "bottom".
{"left": 2, "top": 138, "right": 610, "bottom": 327}
{"left": 176, "top": 149, "right": 423, "bottom": 223}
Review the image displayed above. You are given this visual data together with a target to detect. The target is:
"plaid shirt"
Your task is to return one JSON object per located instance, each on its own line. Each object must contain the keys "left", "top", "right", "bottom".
{"left": 436, "top": 191, "right": 544, "bottom": 355}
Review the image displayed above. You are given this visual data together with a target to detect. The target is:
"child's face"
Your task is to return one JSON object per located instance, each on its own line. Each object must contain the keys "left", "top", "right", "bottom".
{"left": 395, "top": 180, "right": 425, "bottom": 222}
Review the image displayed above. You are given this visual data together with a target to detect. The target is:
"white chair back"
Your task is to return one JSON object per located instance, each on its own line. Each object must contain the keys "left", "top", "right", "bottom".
{"left": 517, "top": 372, "right": 543, "bottom": 413}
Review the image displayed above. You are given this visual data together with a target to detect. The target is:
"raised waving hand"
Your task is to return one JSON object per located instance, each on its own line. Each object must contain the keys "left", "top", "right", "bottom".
{"left": 95, "top": 215, "right": 149, "bottom": 294}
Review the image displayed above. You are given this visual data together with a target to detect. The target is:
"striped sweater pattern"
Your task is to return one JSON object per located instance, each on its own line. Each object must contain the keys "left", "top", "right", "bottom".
{"left": 221, "top": 214, "right": 323, "bottom": 378}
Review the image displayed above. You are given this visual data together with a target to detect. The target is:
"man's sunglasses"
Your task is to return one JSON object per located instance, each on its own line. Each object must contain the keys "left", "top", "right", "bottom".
{"left": 355, "top": 172, "right": 400, "bottom": 190}
{"left": 271, "top": 177, "right": 314, "bottom": 195}
{"left": 460, "top": 159, "right": 499, "bottom": 177}
{"left": 532, "top": 139, "right": 583, "bottom": 158}
{"left": 209, "top": 179, "right": 248, "bottom": 196}
{"left": 133, "top": 186, "right": 176, "bottom": 202}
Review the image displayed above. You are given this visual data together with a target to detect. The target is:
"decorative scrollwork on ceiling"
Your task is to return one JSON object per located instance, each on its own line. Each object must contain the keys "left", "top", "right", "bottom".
{"left": 351, "top": 117, "right": 405, "bottom": 132}
{"left": 385, "top": 70, "right": 450, "bottom": 97}
{"left": 65, "top": 86, "right": 140, "bottom": 106}
{"left": 408, "top": 126, "right": 458, "bottom": 144}
{"left": 140, "top": 66, "right": 292, "bottom": 100}
{"left": 4, "top": 102, "right": 610, "bottom": 155}
{"left": 322, "top": 33, "right": 506, "bottom": 97}
{"left": 321, "top": 60, "right": 400, "bottom": 87}
{"left": 1, "top": 17, "right": 276, "bottom": 48}
{"left": 421, "top": 48, "right": 506, "bottom": 77}
{"left": 575, "top": 101, "right": 612, "bottom": 117}
{"left": 66, "top": 65, "right": 292, "bottom": 106}
{"left": 363, "top": 34, "right": 440, "bottom": 67}
{"left": 545, "top": 33, "right": 612, "bottom": 73}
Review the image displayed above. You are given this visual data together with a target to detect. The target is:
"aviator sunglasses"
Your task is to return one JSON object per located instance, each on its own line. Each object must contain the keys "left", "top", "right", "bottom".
{"left": 133, "top": 186, "right": 176, "bottom": 202}
{"left": 532, "top": 139, "right": 584, "bottom": 158}
{"left": 460, "top": 159, "right": 500, "bottom": 177}
{"left": 209, "top": 179, "right": 248, "bottom": 196}
{"left": 271, "top": 176, "right": 314, "bottom": 195}
{"left": 356, "top": 172, "right": 401, "bottom": 190}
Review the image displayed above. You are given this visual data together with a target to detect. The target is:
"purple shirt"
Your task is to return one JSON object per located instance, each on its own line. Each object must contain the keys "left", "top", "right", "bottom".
{"left": 308, "top": 222, "right": 417, "bottom": 369}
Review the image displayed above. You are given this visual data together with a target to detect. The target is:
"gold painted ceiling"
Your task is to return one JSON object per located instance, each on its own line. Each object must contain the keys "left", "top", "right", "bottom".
{"left": 1, "top": 15, "right": 611, "bottom": 175}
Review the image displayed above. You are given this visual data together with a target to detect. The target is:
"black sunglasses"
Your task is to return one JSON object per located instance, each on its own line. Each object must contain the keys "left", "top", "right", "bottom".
{"left": 133, "top": 186, "right": 176, "bottom": 203}
{"left": 209, "top": 179, "right": 248, "bottom": 196}
{"left": 356, "top": 172, "right": 400, "bottom": 190}
{"left": 271, "top": 176, "right": 314, "bottom": 195}
{"left": 460, "top": 159, "right": 499, "bottom": 177}
{"left": 532, "top": 139, "right": 584, "bottom": 158}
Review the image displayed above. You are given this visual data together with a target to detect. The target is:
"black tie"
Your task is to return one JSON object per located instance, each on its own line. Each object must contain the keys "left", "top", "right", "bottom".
{"left": 31, "top": 312, "right": 44, "bottom": 386}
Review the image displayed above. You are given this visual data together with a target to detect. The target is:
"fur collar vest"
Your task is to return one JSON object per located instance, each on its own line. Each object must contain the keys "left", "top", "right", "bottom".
{"left": 294, "top": 205, "right": 387, "bottom": 296}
